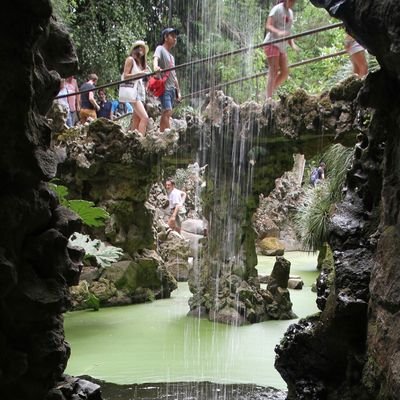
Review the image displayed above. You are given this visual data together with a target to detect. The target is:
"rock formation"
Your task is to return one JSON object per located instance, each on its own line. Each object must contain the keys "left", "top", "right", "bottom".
{"left": 2, "top": 0, "right": 400, "bottom": 398}
{"left": 274, "top": 1, "right": 400, "bottom": 399}
{"left": 186, "top": 81, "right": 366, "bottom": 325}
{"left": 0, "top": 2, "right": 97, "bottom": 399}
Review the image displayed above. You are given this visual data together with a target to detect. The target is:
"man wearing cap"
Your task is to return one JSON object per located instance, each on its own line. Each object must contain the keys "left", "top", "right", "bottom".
{"left": 153, "top": 27, "right": 181, "bottom": 132}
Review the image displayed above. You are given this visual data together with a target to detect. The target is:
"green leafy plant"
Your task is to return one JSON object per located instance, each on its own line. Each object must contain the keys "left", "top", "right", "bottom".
{"left": 69, "top": 232, "right": 123, "bottom": 268}
{"left": 294, "top": 144, "right": 353, "bottom": 252}
{"left": 50, "top": 183, "right": 109, "bottom": 227}
{"left": 294, "top": 183, "right": 331, "bottom": 252}
{"left": 85, "top": 291, "right": 100, "bottom": 311}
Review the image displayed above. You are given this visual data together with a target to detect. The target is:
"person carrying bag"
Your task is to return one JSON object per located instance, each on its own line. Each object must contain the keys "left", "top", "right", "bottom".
{"left": 119, "top": 40, "right": 150, "bottom": 135}
{"left": 152, "top": 27, "right": 181, "bottom": 132}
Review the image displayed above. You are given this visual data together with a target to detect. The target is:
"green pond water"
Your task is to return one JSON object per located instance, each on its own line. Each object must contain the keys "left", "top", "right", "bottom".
{"left": 65, "top": 251, "right": 319, "bottom": 390}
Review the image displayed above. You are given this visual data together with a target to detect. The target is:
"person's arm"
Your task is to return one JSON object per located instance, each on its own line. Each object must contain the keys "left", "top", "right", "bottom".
{"left": 74, "top": 80, "right": 80, "bottom": 112}
{"left": 266, "top": 16, "right": 288, "bottom": 37}
{"left": 180, "top": 190, "right": 186, "bottom": 204}
{"left": 174, "top": 76, "right": 181, "bottom": 101}
{"left": 344, "top": 33, "right": 354, "bottom": 52}
{"left": 289, "top": 38, "right": 300, "bottom": 51}
{"left": 76, "top": 94, "right": 81, "bottom": 112}
{"left": 171, "top": 204, "right": 180, "bottom": 219}
{"left": 168, "top": 203, "right": 181, "bottom": 230}
{"left": 123, "top": 57, "right": 146, "bottom": 80}
{"left": 88, "top": 90, "right": 100, "bottom": 111}
{"left": 153, "top": 47, "right": 163, "bottom": 78}
{"left": 153, "top": 54, "right": 161, "bottom": 72}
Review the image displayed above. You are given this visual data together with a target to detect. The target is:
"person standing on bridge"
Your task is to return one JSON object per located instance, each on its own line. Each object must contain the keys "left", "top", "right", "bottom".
{"left": 344, "top": 33, "right": 368, "bottom": 78}
{"left": 120, "top": 40, "right": 151, "bottom": 135}
{"left": 263, "top": 0, "right": 299, "bottom": 99}
{"left": 79, "top": 73, "right": 100, "bottom": 124}
{"left": 153, "top": 28, "right": 182, "bottom": 132}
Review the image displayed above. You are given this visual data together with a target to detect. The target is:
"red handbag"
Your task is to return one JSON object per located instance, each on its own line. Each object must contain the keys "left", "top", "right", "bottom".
{"left": 147, "top": 74, "right": 169, "bottom": 97}
{"left": 148, "top": 56, "right": 173, "bottom": 97}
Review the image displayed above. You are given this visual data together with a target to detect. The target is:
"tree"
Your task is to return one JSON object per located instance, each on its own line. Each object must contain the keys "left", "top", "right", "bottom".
{"left": 51, "top": 0, "right": 359, "bottom": 104}
{"left": 51, "top": 0, "right": 167, "bottom": 92}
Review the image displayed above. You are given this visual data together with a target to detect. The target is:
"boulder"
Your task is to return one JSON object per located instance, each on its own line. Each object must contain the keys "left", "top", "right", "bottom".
{"left": 181, "top": 218, "right": 206, "bottom": 235}
{"left": 259, "top": 237, "right": 285, "bottom": 256}
{"left": 288, "top": 277, "right": 304, "bottom": 290}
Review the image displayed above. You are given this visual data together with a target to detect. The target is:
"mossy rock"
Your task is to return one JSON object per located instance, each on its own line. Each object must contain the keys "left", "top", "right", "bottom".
{"left": 317, "top": 242, "right": 334, "bottom": 270}
{"left": 259, "top": 237, "right": 285, "bottom": 256}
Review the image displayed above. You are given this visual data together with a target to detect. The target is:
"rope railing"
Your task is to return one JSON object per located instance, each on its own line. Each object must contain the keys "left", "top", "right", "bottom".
{"left": 55, "top": 22, "right": 344, "bottom": 100}
{"left": 181, "top": 49, "right": 347, "bottom": 99}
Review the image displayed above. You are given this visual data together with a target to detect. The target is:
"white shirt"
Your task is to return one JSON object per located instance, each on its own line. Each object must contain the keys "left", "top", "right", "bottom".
{"left": 263, "top": 3, "right": 294, "bottom": 53}
{"left": 168, "top": 188, "right": 183, "bottom": 211}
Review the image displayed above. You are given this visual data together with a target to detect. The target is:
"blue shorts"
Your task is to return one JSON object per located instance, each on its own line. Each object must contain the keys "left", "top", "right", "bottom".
{"left": 159, "top": 87, "right": 176, "bottom": 111}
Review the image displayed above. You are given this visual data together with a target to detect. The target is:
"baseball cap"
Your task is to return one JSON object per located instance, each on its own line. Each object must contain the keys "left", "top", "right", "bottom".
{"left": 161, "top": 27, "right": 180, "bottom": 43}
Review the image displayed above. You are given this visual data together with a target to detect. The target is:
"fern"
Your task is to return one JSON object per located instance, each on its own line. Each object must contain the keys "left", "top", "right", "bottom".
{"left": 50, "top": 183, "right": 109, "bottom": 227}
{"left": 69, "top": 232, "right": 123, "bottom": 268}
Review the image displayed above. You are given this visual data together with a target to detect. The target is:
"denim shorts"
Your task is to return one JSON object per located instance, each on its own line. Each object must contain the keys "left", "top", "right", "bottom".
{"left": 159, "top": 87, "right": 176, "bottom": 111}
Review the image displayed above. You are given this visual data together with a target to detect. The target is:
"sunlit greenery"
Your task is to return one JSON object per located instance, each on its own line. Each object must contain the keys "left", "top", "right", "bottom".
{"left": 50, "top": 0, "right": 371, "bottom": 103}
{"left": 50, "top": 0, "right": 168, "bottom": 95}
{"left": 50, "top": 182, "right": 110, "bottom": 227}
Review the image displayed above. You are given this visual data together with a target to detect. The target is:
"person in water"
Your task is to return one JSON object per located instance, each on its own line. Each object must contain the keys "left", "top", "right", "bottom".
{"left": 263, "top": 0, "right": 299, "bottom": 99}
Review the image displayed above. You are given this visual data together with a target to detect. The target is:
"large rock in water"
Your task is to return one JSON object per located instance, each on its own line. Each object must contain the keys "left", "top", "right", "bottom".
{"left": 181, "top": 218, "right": 207, "bottom": 258}
{"left": 259, "top": 237, "right": 285, "bottom": 256}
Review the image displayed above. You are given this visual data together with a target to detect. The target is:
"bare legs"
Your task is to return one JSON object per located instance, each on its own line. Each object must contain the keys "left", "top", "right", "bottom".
{"left": 160, "top": 109, "right": 172, "bottom": 132}
{"left": 129, "top": 101, "right": 149, "bottom": 135}
{"left": 351, "top": 51, "right": 368, "bottom": 77}
{"left": 266, "top": 52, "right": 289, "bottom": 99}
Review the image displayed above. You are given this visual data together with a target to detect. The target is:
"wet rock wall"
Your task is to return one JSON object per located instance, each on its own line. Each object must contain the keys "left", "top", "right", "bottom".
{"left": 275, "top": 1, "right": 400, "bottom": 398}
{"left": 0, "top": 1, "right": 84, "bottom": 399}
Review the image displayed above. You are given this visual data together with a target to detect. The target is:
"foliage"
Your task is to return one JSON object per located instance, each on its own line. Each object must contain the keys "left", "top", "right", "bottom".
{"left": 294, "top": 144, "right": 353, "bottom": 252}
{"left": 51, "top": 0, "right": 77, "bottom": 25}
{"left": 50, "top": 0, "right": 168, "bottom": 96}
{"left": 323, "top": 143, "right": 354, "bottom": 202}
{"left": 85, "top": 290, "right": 100, "bottom": 311}
{"left": 173, "top": 0, "right": 354, "bottom": 102}
{"left": 294, "top": 183, "right": 331, "bottom": 252}
{"left": 69, "top": 232, "right": 123, "bottom": 268}
{"left": 281, "top": 3, "right": 347, "bottom": 95}
{"left": 50, "top": 0, "right": 372, "bottom": 104}
{"left": 50, "top": 183, "right": 109, "bottom": 227}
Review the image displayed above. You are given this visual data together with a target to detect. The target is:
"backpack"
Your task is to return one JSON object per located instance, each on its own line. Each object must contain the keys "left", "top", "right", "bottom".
{"left": 310, "top": 167, "right": 319, "bottom": 185}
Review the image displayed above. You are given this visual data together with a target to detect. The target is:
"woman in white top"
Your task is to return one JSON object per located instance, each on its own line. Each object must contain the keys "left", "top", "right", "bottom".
{"left": 263, "top": 0, "right": 299, "bottom": 99}
{"left": 120, "top": 40, "right": 150, "bottom": 135}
